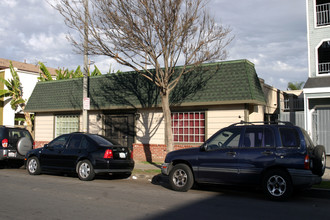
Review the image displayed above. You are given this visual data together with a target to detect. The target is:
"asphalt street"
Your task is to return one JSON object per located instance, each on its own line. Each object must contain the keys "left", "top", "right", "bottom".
{"left": 1, "top": 167, "right": 330, "bottom": 220}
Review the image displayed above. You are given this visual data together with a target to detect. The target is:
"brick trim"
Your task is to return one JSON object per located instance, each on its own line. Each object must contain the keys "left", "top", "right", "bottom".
{"left": 34, "top": 141, "right": 49, "bottom": 149}
{"left": 133, "top": 143, "right": 197, "bottom": 162}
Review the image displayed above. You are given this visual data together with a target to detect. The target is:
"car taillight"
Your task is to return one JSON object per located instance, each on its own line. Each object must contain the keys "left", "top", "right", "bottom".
{"left": 304, "top": 154, "right": 310, "bottom": 170}
{"left": 104, "top": 149, "right": 113, "bottom": 159}
{"left": 2, "top": 139, "right": 8, "bottom": 148}
{"left": 130, "top": 150, "right": 133, "bottom": 159}
{"left": 33, "top": 141, "right": 35, "bottom": 149}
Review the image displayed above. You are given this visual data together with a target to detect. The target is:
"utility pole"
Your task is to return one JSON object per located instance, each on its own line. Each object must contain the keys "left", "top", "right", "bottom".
{"left": 82, "top": 0, "right": 89, "bottom": 133}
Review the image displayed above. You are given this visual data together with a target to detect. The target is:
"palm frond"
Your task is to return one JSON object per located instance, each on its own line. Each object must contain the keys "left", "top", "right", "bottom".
{"left": 0, "top": 89, "right": 11, "bottom": 97}
{"left": 0, "top": 76, "right": 12, "bottom": 89}
{"left": 91, "top": 65, "right": 102, "bottom": 76}
{"left": 73, "top": 66, "right": 83, "bottom": 78}
{"left": 39, "top": 62, "right": 53, "bottom": 81}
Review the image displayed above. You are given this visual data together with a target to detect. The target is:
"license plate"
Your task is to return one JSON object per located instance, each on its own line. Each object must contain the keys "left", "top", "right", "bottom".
{"left": 119, "top": 152, "right": 126, "bottom": 158}
{"left": 8, "top": 152, "right": 17, "bottom": 157}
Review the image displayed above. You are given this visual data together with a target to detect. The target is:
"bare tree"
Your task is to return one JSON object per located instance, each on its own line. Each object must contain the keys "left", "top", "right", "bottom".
{"left": 52, "top": 0, "right": 232, "bottom": 152}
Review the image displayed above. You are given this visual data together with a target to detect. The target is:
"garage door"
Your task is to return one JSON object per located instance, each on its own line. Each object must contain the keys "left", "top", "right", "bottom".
{"left": 313, "top": 107, "right": 330, "bottom": 155}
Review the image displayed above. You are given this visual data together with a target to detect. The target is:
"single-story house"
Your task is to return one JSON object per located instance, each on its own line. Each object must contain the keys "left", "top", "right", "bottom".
{"left": 25, "top": 59, "right": 268, "bottom": 162}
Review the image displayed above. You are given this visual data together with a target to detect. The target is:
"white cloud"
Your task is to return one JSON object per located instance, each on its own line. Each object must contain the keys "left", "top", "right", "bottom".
{"left": 22, "top": 33, "right": 66, "bottom": 52}
{"left": 0, "top": 0, "right": 308, "bottom": 90}
{"left": 0, "top": 0, "right": 17, "bottom": 8}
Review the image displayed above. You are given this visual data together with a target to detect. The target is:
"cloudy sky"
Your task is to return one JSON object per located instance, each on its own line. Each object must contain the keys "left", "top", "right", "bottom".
{"left": 0, "top": 0, "right": 307, "bottom": 90}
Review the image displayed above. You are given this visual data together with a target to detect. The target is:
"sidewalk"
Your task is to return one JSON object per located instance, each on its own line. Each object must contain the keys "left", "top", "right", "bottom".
{"left": 131, "top": 162, "right": 161, "bottom": 181}
{"left": 133, "top": 156, "right": 330, "bottom": 181}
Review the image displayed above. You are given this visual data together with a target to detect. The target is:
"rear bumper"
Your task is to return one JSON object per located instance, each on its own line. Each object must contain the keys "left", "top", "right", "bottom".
{"left": 94, "top": 168, "right": 134, "bottom": 174}
{"left": 94, "top": 160, "right": 135, "bottom": 174}
{"left": 0, "top": 149, "right": 24, "bottom": 160}
{"left": 288, "top": 169, "right": 322, "bottom": 186}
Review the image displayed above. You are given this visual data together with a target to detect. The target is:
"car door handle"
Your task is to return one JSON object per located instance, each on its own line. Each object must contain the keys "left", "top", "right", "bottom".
{"left": 262, "top": 150, "right": 273, "bottom": 155}
{"left": 227, "top": 151, "right": 236, "bottom": 156}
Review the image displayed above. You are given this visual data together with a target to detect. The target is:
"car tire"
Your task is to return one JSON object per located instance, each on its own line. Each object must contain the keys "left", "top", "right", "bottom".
{"left": 27, "top": 157, "right": 41, "bottom": 175}
{"left": 262, "top": 169, "right": 292, "bottom": 201}
{"left": 17, "top": 137, "right": 33, "bottom": 156}
{"left": 169, "top": 164, "right": 194, "bottom": 192}
{"left": 311, "top": 145, "right": 326, "bottom": 176}
{"left": 77, "top": 160, "right": 95, "bottom": 181}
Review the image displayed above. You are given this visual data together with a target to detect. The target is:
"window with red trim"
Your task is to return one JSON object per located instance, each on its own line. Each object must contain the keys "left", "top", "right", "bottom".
{"left": 171, "top": 112, "right": 205, "bottom": 143}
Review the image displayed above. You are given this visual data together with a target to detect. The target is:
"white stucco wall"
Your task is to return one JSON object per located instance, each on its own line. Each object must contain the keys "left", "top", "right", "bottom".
{"left": 206, "top": 105, "right": 245, "bottom": 139}
{"left": 34, "top": 113, "right": 54, "bottom": 141}
{"left": 2, "top": 68, "right": 39, "bottom": 126}
{"left": 135, "top": 105, "right": 256, "bottom": 145}
{"left": 135, "top": 109, "right": 165, "bottom": 145}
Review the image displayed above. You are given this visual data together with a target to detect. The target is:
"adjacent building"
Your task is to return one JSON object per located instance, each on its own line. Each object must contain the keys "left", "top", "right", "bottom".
{"left": 0, "top": 58, "right": 56, "bottom": 127}
{"left": 304, "top": 0, "right": 330, "bottom": 154}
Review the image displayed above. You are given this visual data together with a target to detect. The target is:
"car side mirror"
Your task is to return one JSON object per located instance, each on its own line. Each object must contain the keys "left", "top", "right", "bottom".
{"left": 44, "top": 144, "right": 50, "bottom": 149}
{"left": 200, "top": 144, "right": 207, "bottom": 152}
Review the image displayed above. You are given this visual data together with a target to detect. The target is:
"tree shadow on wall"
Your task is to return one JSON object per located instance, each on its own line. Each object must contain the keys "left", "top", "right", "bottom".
{"left": 89, "top": 64, "right": 221, "bottom": 162}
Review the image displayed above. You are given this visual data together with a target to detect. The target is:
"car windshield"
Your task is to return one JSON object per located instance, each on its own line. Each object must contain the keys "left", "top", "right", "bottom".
{"left": 207, "top": 127, "right": 242, "bottom": 149}
{"left": 88, "top": 134, "right": 119, "bottom": 146}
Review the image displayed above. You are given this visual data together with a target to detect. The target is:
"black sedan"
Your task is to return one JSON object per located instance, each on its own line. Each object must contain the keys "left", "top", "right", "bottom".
{"left": 25, "top": 132, "right": 134, "bottom": 181}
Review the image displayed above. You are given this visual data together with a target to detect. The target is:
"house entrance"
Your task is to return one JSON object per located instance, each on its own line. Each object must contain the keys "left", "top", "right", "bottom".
{"left": 104, "top": 114, "right": 135, "bottom": 149}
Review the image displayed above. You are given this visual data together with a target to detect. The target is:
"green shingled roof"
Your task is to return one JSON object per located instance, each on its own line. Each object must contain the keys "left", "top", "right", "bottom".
{"left": 25, "top": 59, "right": 266, "bottom": 112}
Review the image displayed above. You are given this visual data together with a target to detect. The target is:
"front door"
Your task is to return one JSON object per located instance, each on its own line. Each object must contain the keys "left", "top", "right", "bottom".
{"left": 40, "top": 134, "right": 70, "bottom": 170}
{"left": 104, "top": 114, "right": 134, "bottom": 148}
{"left": 197, "top": 127, "right": 242, "bottom": 184}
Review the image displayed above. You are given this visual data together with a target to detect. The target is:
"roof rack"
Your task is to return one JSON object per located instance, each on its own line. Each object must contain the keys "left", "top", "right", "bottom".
{"left": 229, "top": 120, "right": 293, "bottom": 127}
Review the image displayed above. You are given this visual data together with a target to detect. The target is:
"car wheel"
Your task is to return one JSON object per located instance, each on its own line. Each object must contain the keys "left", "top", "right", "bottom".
{"left": 312, "top": 145, "right": 326, "bottom": 176}
{"left": 169, "top": 164, "right": 194, "bottom": 192}
{"left": 27, "top": 157, "right": 41, "bottom": 175}
{"left": 262, "top": 169, "right": 292, "bottom": 201}
{"left": 77, "top": 160, "right": 95, "bottom": 181}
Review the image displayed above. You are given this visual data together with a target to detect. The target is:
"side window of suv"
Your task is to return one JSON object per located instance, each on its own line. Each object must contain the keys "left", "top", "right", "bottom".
{"left": 206, "top": 128, "right": 242, "bottom": 150}
{"left": 243, "top": 127, "right": 275, "bottom": 148}
{"left": 279, "top": 128, "right": 300, "bottom": 148}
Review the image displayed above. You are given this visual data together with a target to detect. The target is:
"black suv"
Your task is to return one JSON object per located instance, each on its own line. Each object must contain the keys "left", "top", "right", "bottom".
{"left": 0, "top": 126, "right": 34, "bottom": 167}
{"left": 161, "top": 121, "right": 326, "bottom": 200}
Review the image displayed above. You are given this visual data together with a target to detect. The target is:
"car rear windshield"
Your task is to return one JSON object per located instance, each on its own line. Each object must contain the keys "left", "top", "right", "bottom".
{"left": 0, "top": 128, "right": 6, "bottom": 139}
{"left": 9, "top": 129, "right": 32, "bottom": 140}
{"left": 88, "top": 134, "right": 119, "bottom": 146}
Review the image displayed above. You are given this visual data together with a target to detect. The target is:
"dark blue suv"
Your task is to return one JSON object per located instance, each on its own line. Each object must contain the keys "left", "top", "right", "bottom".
{"left": 161, "top": 121, "right": 326, "bottom": 200}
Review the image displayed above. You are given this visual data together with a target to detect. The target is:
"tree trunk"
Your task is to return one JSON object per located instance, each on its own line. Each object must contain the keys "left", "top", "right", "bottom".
{"left": 23, "top": 112, "right": 33, "bottom": 134}
{"left": 161, "top": 92, "right": 174, "bottom": 152}
{"left": 21, "top": 104, "right": 33, "bottom": 135}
